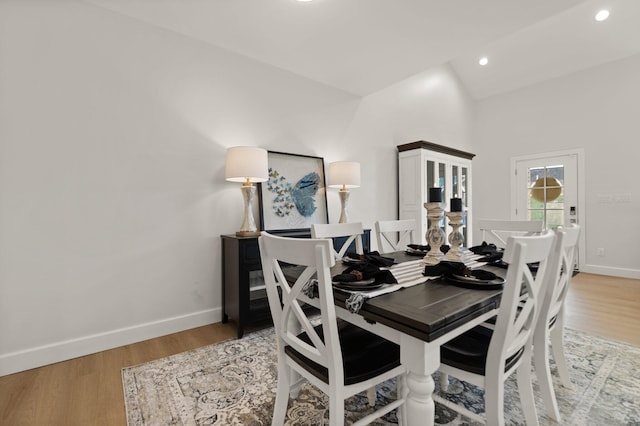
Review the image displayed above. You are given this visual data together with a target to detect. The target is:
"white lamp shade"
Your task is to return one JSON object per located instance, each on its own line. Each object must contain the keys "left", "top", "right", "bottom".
{"left": 225, "top": 146, "right": 269, "bottom": 183}
{"left": 328, "top": 161, "right": 360, "bottom": 188}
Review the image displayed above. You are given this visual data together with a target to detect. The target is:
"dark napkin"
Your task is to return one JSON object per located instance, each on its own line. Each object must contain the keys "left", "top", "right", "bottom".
{"left": 469, "top": 241, "right": 504, "bottom": 263}
{"left": 469, "top": 241, "right": 500, "bottom": 255}
{"left": 423, "top": 261, "right": 498, "bottom": 281}
{"left": 345, "top": 251, "right": 396, "bottom": 267}
{"left": 333, "top": 259, "right": 397, "bottom": 285}
{"left": 423, "top": 261, "right": 465, "bottom": 277}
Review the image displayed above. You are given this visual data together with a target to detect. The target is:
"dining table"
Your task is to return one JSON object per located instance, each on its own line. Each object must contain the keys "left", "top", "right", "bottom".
{"left": 325, "top": 251, "right": 505, "bottom": 426}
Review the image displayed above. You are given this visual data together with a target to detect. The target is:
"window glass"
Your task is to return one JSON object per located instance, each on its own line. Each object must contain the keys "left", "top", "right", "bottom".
{"left": 527, "top": 165, "right": 565, "bottom": 228}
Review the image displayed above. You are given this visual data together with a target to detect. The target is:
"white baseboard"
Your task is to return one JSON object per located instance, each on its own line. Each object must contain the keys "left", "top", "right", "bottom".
{"left": 0, "top": 308, "right": 223, "bottom": 377}
{"left": 581, "top": 264, "right": 640, "bottom": 280}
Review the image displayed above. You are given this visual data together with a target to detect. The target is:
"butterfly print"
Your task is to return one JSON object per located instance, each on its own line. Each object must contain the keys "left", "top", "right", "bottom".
{"left": 266, "top": 168, "right": 319, "bottom": 218}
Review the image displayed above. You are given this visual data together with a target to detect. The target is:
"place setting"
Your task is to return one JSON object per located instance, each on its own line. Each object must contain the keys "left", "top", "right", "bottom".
{"left": 330, "top": 250, "right": 433, "bottom": 313}
{"left": 424, "top": 260, "right": 505, "bottom": 290}
{"left": 331, "top": 250, "right": 398, "bottom": 293}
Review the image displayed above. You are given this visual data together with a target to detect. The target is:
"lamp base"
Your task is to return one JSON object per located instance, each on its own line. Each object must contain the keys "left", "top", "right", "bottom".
{"left": 338, "top": 189, "right": 350, "bottom": 223}
{"left": 237, "top": 184, "right": 260, "bottom": 237}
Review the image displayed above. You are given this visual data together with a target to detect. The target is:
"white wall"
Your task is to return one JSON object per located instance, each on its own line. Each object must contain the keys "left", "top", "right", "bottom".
{"left": 0, "top": 1, "right": 475, "bottom": 375}
{"left": 473, "top": 53, "right": 640, "bottom": 278}
{"left": 0, "top": 1, "right": 361, "bottom": 375}
{"left": 333, "top": 64, "right": 475, "bottom": 233}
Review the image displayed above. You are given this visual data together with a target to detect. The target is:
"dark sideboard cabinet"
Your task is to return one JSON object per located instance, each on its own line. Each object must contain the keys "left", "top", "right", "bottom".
{"left": 221, "top": 230, "right": 370, "bottom": 338}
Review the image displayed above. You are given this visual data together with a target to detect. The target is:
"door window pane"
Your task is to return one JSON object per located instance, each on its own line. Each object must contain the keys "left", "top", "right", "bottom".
{"left": 527, "top": 165, "right": 565, "bottom": 229}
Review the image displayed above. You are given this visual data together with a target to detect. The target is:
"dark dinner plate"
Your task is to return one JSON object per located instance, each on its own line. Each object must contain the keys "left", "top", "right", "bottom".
{"left": 332, "top": 278, "right": 383, "bottom": 291}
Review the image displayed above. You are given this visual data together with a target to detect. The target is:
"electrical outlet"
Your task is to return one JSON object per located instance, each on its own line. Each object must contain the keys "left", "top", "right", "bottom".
{"left": 597, "top": 248, "right": 605, "bottom": 257}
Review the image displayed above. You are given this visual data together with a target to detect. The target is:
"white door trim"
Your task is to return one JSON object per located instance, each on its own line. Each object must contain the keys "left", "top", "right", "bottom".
{"left": 510, "top": 148, "right": 585, "bottom": 272}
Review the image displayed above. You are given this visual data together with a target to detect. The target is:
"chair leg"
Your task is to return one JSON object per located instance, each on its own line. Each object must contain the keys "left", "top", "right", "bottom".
{"left": 484, "top": 371, "right": 506, "bottom": 426}
{"left": 516, "top": 356, "right": 540, "bottom": 426}
{"left": 289, "top": 370, "right": 303, "bottom": 398}
{"left": 329, "top": 389, "right": 345, "bottom": 426}
{"left": 272, "top": 361, "right": 291, "bottom": 426}
{"left": 534, "top": 330, "right": 561, "bottom": 421}
{"left": 394, "top": 373, "right": 408, "bottom": 426}
{"left": 550, "top": 325, "right": 572, "bottom": 388}
{"left": 439, "top": 373, "right": 449, "bottom": 392}
{"left": 399, "top": 373, "right": 409, "bottom": 426}
{"left": 367, "top": 386, "right": 376, "bottom": 407}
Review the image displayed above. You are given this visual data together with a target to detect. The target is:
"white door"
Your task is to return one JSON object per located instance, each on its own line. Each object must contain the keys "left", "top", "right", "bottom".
{"left": 513, "top": 152, "right": 580, "bottom": 263}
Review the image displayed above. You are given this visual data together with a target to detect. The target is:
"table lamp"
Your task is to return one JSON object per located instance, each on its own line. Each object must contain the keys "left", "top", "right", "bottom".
{"left": 328, "top": 161, "right": 360, "bottom": 223}
{"left": 225, "top": 146, "right": 269, "bottom": 236}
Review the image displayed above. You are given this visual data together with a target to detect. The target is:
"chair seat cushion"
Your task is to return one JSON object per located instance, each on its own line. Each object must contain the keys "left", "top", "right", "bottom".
{"left": 441, "top": 325, "right": 524, "bottom": 375}
{"left": 284, "top": 321, "right": 401, "bottom": 386}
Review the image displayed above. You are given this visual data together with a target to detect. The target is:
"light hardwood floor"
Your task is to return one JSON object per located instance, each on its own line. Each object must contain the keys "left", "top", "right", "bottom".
{"left": 1, "top": 273, "right": 638, "bottom": 425}
{"left": 563, "top": 273, "right": 640, "bottom": 346}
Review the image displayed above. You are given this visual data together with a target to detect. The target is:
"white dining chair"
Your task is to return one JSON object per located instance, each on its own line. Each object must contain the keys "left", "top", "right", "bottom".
{"left": 311, "top": 222, "right": 364, "bottom": 260}
{"left": 534, "top": 224, "right": 580, "bottom": 422}
{"left": 258, "top": 232, "right": 407, "bottom": 426}
{"left": 434, "top": 230, "right": 555, "bottom": 426}
{"left": 477, "top": 219, "right": 544, "bottom": 248}
{"left": 438, "top": 220, "right": 546, "bottom": 396}
{"left": 375, "top": 219, "right": 416, "bottom": 253}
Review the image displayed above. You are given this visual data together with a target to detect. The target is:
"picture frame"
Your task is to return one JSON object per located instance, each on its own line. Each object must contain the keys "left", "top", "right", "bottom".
{"left": 258, "top": 151, "right": 328, "bottom": 233}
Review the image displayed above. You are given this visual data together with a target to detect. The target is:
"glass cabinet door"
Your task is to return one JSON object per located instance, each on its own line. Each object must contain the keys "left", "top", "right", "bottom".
{"left": 426, "top": 160, "right": 448, "bottom": 200}
{"left": 426, "top": 160, "right": 447, "bottom": 230}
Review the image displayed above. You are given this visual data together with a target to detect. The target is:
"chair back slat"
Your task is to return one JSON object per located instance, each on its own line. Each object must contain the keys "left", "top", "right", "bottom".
{"left": 279, "top": 264, "right": 326, "bottom": 362}
{"left": 375, "top": 219, "right": 416, "bottom": 253}
{"left": 478, "top": 219, "right": 544, "bottom": 248}
{"left": 311, "top": 222, "right": 364, "bottom": 260}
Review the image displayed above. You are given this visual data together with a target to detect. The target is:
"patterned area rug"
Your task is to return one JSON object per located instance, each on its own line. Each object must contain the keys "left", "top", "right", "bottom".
{"left": 122, "top": 327, "right": 640, "bottom": 425}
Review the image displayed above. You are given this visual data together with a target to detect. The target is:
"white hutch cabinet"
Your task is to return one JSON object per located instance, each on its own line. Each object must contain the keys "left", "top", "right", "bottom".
{"left": 398, "top": 141, "right": 475, "bottom": 246}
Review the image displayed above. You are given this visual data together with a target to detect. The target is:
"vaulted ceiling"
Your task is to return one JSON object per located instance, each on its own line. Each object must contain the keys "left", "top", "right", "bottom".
{"left": 87, "top": 0, "right": 640, "bottom": 99}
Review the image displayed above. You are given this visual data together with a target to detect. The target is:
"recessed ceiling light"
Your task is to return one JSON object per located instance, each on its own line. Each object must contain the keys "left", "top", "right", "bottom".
{"left": 296, "top": 0, "right": 314, "bottom": 2}
{"left": 595, "top": 9, "right": 609, "bottom": 21}
{"left": 479, "top": 57, "right": 489, "bottom": 66}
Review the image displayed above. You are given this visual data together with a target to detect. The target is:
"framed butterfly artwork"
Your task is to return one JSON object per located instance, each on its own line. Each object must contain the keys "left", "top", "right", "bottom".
{"left": 258, "top": 151, "right": 329, "bottom": 233}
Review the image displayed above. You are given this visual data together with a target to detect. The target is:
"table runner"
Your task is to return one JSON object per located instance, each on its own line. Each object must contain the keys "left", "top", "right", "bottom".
{"left": 341, "top": 259, "right": 437, "bottom": 313}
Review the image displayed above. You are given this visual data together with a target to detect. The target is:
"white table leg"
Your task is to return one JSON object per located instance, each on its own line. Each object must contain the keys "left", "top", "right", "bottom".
{"left": 401, "top": 334, "right": 440, "bottom": 426}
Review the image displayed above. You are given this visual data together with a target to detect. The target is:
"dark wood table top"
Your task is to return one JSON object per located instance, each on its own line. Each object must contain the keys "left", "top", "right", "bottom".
{"left": 331, "top": 252, "right": 504, "bottom": 343}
